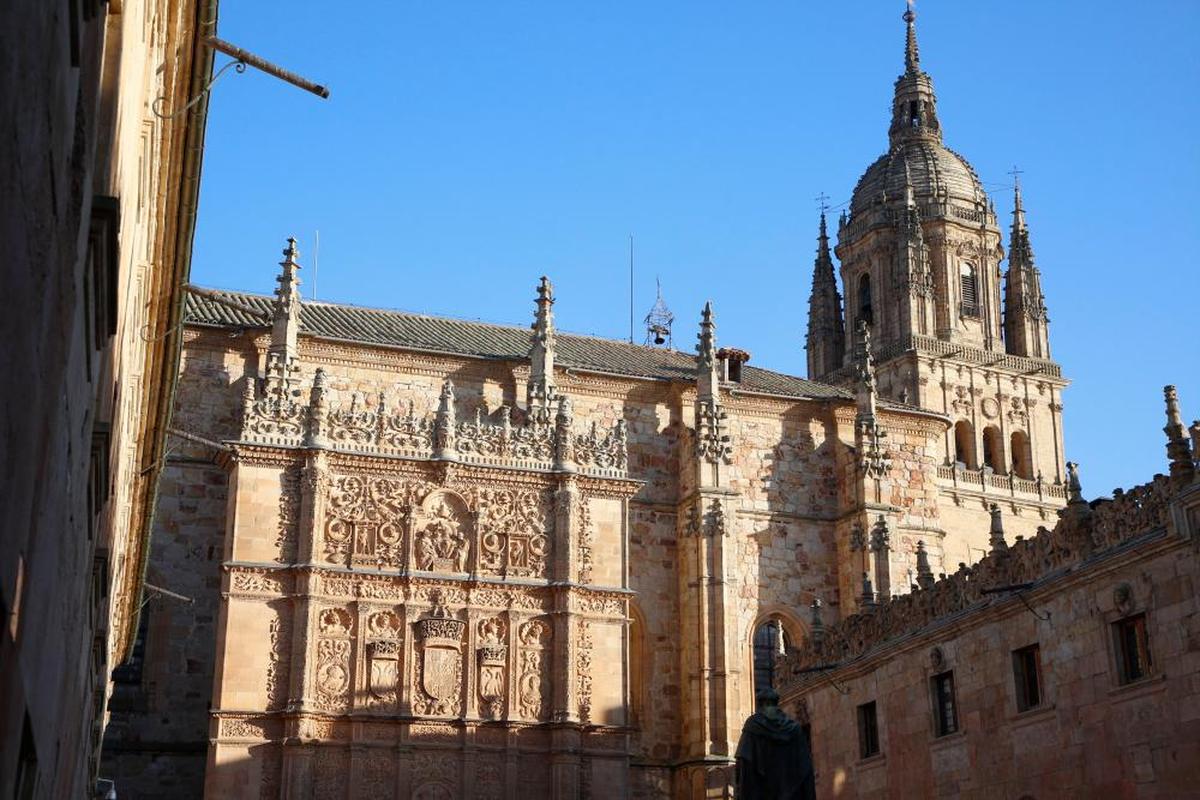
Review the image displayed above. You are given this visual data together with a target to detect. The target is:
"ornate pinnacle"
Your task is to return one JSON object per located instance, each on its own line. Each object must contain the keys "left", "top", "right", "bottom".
{"left": 697, "top": 301, "right": 717, "bottom": 369}
{"left": 435, "top": 379, "right": 457, "bottom": 460}
{"left": 915, "top": 539, "right": 935, "bottom": 590}
{"left": 988, "top": 503, "right": 1008, "bottom": 555}
{"left": 861, "top": 572, "right": 877, "bottom": 608}
{"left": 904, "top": 0, "right": 920, "bottom": 73}
{"left": 903, "top": 160, "right": 916, "bottom": 208}
{"left": 532, "top": 276, "right": 556, "bottom": 342}
{"left": 270, "top": 236, "right": 303, "bottom": 367}
{"left": 527, "top": 276, "right": 558, "bottom": 423}
{"left": 1164, "top": 385, "right": 1195, "bottom": 481}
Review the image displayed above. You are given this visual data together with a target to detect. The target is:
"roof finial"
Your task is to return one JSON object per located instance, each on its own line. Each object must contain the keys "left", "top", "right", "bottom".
{"left": 644, "top": 277, "right": 674, "bottom": 347}
{"left": 904, "top": 0, "right": 920, "bottom": 73}
{"left": 1009, "top": 165, "right": 1026, "bottom": 229}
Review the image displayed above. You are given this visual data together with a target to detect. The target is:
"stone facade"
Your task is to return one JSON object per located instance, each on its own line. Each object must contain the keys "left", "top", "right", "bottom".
{"left": 776, "top": 389, "right": 1200, "bottom": 799}
{"left": 0, "top": 1, "right": 214, "bottom": 798}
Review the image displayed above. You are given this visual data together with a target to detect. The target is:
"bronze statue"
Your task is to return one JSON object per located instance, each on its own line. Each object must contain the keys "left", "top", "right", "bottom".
{"left": 735, "top": 688, "right": 816, "bottom": 800}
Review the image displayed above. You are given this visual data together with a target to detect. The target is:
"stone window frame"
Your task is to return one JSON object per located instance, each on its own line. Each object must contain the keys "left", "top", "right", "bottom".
{"left": 1111, "top": 612, "right": 1153, "bottom": 686}
{"left": 856, "top": 699, "right": 881, "bottom": 760}
{"left": 929, "top": 670, "right": 958, "bottom": 738}
{"left": 1011, "top": 643, "right": 1043, "bottom": 713}
{"left": 1100, "top": 584, "right": 1157, "bottom": 690}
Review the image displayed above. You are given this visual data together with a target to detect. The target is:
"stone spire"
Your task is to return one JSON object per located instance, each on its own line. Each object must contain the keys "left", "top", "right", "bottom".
{"left": 988, "top": 503, "right": 1008, "bottom": 555}
{"left": 434, "top": 379, "right": 457, "bottom": 460}
{"left": 805, "top": 211, "right": 845, "bottom": 381}
{"left": 696, "top": 301, "right": 719, "bottom": 401}
{"left": 265, "top": 237, "right": 303, "bottom": 399}
{"left": 694, "top": 303, "right": 732, "bottom": 472}
{"left": 852, "top": 321, "right": 890, "bottom": 478}
{"left": 1164, "top": 385, "right": 1195, "bottom": 482}
{"left": 527, "top": 276, "right": 558, "bottom": 425}
{"left": 1003, "top": 179, "right": 1051, "bottom": 358}
{"left": 889, "top": 2, "right": 941, "bottom": 147}
{"left": 896, "top": 163, "right": 933, "bottom": 328}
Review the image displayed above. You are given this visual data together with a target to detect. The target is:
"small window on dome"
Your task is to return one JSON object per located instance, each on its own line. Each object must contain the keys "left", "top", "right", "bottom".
{"left": 858, "top": 274, "right": 874, "bottom": 326}
{"left": 960, "top": 263, "right": 980, "bottom": 318}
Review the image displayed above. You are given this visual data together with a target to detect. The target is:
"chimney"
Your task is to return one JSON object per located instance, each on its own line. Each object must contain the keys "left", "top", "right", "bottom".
{"left": 717, "top": 347, "right": 751, "bottom": 383}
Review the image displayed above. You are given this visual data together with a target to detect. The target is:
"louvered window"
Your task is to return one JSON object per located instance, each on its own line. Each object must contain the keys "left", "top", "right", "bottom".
{"left": 960, "top": 263, "right": 980, "bottom": 318}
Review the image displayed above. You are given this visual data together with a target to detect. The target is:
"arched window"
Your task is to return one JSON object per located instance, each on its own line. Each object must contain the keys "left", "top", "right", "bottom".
{"left": 752, "top": 619, "right": 790, "bottom": 696}
{"left": 953, "top": 420, "right": 976, "bottom": 470}
{"left": 960, "top": 263, "right": 979, "bottom": 318}
{"left": 858, "top": 274, "right": 873, "bottom": 326}
{"left": 982, "top": 426, "right": 1004, "bottom": 473}
{"left": 1010, "top": 430, "right": 1033, "bottom": 480}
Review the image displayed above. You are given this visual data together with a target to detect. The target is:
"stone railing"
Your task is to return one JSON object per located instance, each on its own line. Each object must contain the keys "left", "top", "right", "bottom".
{"left": 239, "top": 377, "right": 628, "bottom": 478}
{"left": 841, "top": 201, "right": 998, "bottom": 241}
{"left": 777, "top": 473, "right": 1181, "bottom": 690}
{"left": 822, "top": 334, "right": 1062, "bottom": 385}
{"left": 935, "top": 464, "right": 1066, "bottom": 501}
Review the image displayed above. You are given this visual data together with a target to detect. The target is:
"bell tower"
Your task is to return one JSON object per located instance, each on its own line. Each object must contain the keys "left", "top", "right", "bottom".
{"left": 808, "top": 2, "right": 1071, "bottom": 546}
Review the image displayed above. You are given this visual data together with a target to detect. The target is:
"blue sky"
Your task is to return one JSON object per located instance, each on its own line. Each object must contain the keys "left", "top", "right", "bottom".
{"left": 193, "top": 1, "right": 1199, "bottom": 496}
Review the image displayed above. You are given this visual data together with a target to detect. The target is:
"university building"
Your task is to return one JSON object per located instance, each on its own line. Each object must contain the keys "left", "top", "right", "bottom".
{"left": 95, "top": 6, "right": 1197, "bottom": 800}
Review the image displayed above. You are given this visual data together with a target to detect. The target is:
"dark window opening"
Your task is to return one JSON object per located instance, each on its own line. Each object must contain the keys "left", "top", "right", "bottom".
{"left": 953, "top": 420, "right": 976, "bottom": 470}
{"left": 931, "top": 671, "right": 958, "bottom": 736}
{"left": 909, "top": 100, "right": 920, "bottom": 128}
{"left": 983, "top": 426, "right": 1004, "bottom": 473}
{"left": 16, "top": 712, "right": 37, "bottom": 800}
{"left": 1012, "top": 644, "right": 1042, "bottom": 711}
{"left": 752, "top": 620, "right": 789, "bottom": 696}
{"left": 857, "top": 701, "right": 880, "bottom": 758}
{"left": 858, "top": 275, "right": 873, "bottom": 326}
{"left": 1114, "top": 614, "right": 1151, "bottom": 685}
{"left": 960, "top": 263, "right": 980, "bottom": 318}
{"left": 1010, "top": 431, "right": 1033, "bottom": 480}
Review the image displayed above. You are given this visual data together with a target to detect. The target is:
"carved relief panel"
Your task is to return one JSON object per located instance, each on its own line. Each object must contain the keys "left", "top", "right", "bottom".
{"left": 475, "top": 488, "right": 552, "bottom": 578}
{"left": 476, "top": 616, "right": 508, "bottom": 719}
{"left": 413, "top": 490, "right": 472, "bottom": 573}
{"left": 314, "top": 608, "right": 354, "bottom": 712}
{"left": 517, "top": 618, "right": 553, "bottom": 721}
{"left": 363, "top": 609, "right": 402, "bottom": 711}
{"left": 324, "top": 475, "right": 420, "bottom": 568}
{"left": 412, "top": 597, "right": 466, "bottom": 716}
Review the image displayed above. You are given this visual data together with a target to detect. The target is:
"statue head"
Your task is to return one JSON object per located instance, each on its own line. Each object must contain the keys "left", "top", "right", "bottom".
{"left": 756, "top": 687, "right": 781, "bottom": 710}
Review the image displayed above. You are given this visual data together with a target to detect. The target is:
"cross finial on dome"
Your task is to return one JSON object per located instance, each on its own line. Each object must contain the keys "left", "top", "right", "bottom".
{"left": 904, "top": 0, "right": 920, "bottom": 73}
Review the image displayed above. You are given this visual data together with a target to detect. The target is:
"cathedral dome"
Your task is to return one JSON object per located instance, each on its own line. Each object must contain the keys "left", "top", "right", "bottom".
{"left": 849, "top": 142, "right": 987, "bottom": 217}
{"left": 845, "top": 5, "right": 991, "bottom": 223}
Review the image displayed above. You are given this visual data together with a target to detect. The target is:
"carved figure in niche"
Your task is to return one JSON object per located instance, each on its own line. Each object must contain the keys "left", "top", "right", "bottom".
{"left": 413, "top": 596, "right": 466, "bottom": 716}
{"left": 414, "top": 491, "right": 470, "bottom": 572}
{"left": 517, "top": 619, "right": 552, "bottom": 720}
{"left": 477, "top": 617, "right": 508, "bottom": 719}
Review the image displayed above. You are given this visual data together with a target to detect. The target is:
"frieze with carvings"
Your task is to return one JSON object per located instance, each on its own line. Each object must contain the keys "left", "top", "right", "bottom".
{"left": 413, "top": 490, "right": 472, "bottom": 573}
{"left": 577, "top": 619, "right": 594, "bottom": 724}
{"left": 779, "top": 473, "right": 1179, "bottom": 687}
{"left": 229, "top": 567, "right": 289, "bottom": 597}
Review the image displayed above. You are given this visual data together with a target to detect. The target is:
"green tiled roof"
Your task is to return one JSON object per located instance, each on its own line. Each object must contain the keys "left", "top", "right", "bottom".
{"left": 184, "top": 288, "right": 851, "bottom": 401}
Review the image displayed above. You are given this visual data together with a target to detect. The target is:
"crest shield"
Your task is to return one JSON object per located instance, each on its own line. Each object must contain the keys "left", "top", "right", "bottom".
{"left": 421, "top": 645, "right": 460, "bottom": 701}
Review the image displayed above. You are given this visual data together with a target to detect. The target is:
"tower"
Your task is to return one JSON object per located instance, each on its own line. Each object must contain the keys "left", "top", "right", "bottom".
{"left": 810, "top": 3, "right": 1070, "bottom": 537}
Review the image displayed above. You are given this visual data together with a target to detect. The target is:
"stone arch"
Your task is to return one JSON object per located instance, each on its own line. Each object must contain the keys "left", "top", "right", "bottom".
{"left": 982, "top": 425, "right": 1005, "bottom": 473}
{"left": 1010, "top": 430, "right": 1033, "bottom": 479}
{"left": 748, "top": 606, "right": 808, "bottom": 701}
{"left": 953, "top": 420, "right": 977, "bottom": 469}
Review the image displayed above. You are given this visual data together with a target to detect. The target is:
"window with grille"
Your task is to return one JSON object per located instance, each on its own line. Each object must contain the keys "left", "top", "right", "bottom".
{"left": 1114, "top": 614, "right": 1151, "bottom": 685}
{"left": 960, "top": 263, "right": 979, "bottom": 318}
{"left": 1012, "top": 644, "right": 1042, "bottom": 711}
{"left": 857, "top": 701, "right": 880, "bottom": 758}
{"left": 931, "top": 671, "right": 958, "bottom": 736}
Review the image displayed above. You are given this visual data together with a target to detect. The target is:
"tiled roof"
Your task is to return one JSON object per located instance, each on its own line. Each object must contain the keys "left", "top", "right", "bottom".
{"left": 184, "top": 288, "right": 851, "bottom": 401}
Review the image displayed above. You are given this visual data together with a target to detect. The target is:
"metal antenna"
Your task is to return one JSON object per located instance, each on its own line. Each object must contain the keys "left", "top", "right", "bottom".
{"left": 815, "top": 191, "right": 831, "bottom": 215}
{"left": 1007, "top": 165, "right": 1024, "bottom": 190}
{"left": 313, "top": 229, "right": 319, "bottom": 300}
{"left": 629, "top": 234, "right": 635, "bottom": 344}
